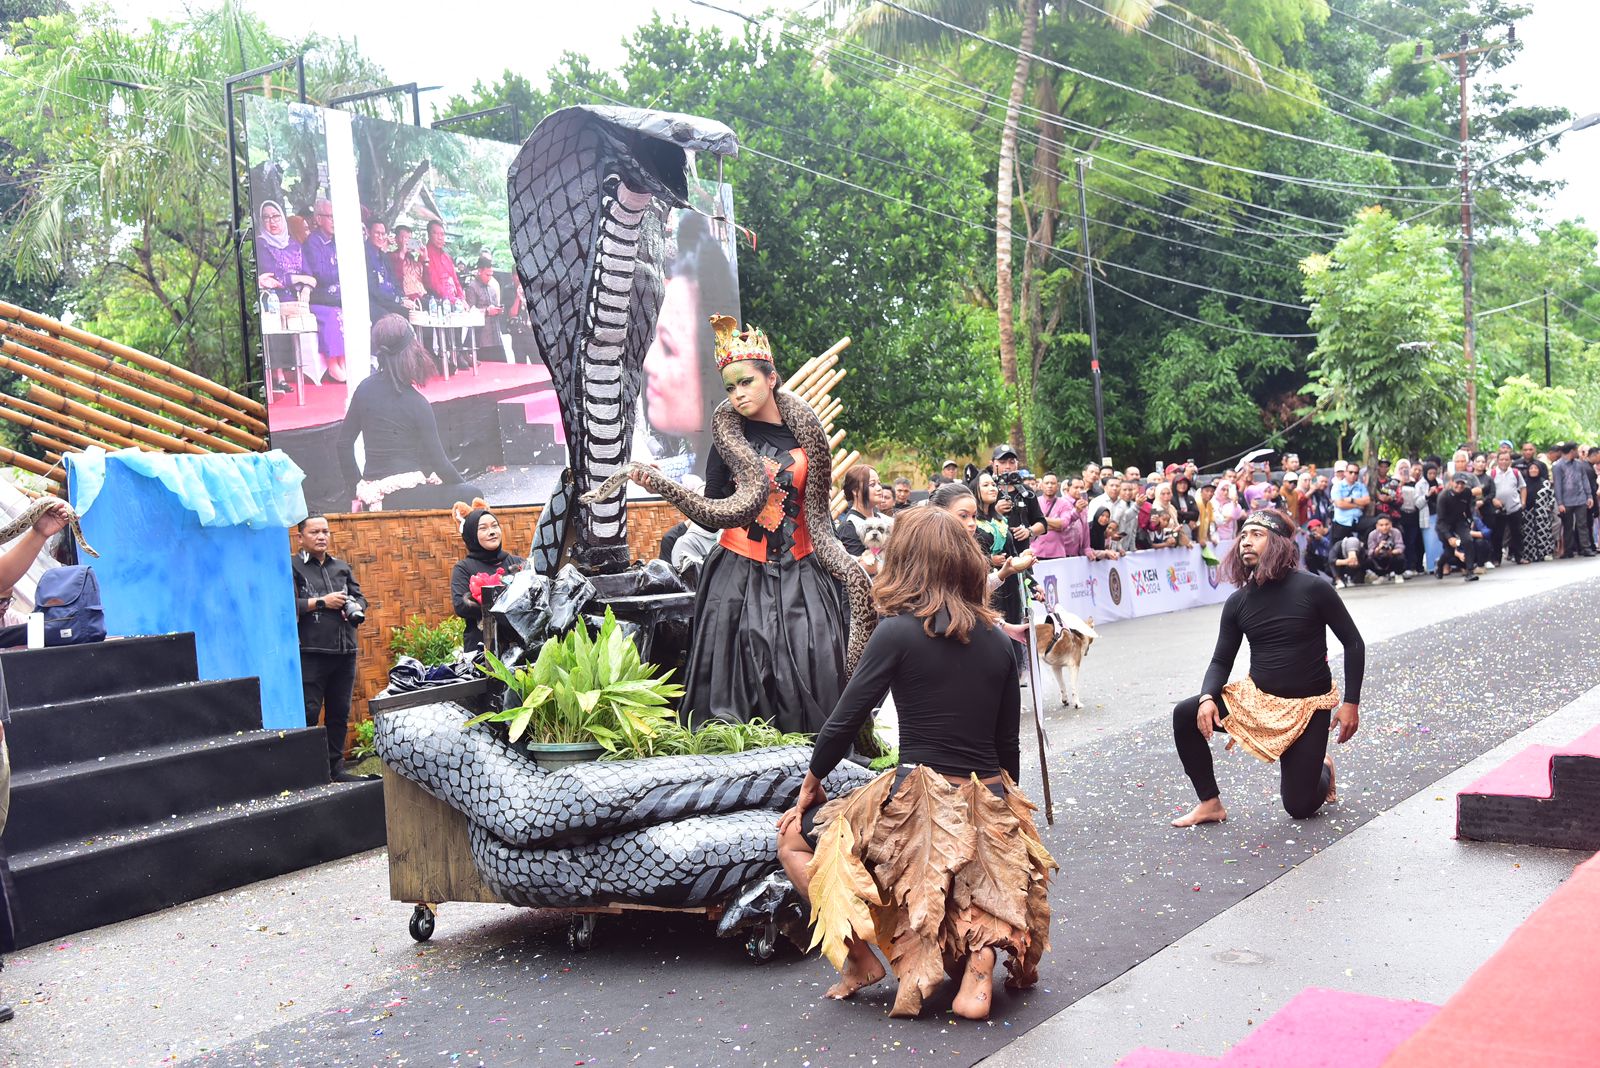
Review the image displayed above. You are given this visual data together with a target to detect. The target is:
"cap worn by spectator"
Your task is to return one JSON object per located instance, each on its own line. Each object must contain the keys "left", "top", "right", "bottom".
{"left": 1451, "top": 470, "right": 1471, "bottom": 484}
{"left": 1307, "top": 518, "right": 1326, "bottom": 531}
{"left": 942, "top": 459, "right": 958, "bottom": 471}
{"left": 1165, "top": 463, "right": 1180, "bottom": 476}
{"left": 992, "top": 444, "right": 1018, "bottom": 461}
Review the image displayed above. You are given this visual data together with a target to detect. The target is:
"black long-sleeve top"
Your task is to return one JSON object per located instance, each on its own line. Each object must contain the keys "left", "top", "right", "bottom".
{"left": 1201, "top": 569, "right": 1365, "bottom": 705}
{"left": 336, "top": 375, "right": 464, "bottom": 495}
{"left": 704, "top": 419, "right": 799, "bottom": 499}
{"left": 1435, "top": 486, "right": 1474, "bottom": 529}
{"left": 450, "top": 552, "right": 527, "bottom": 651}
{"left": 809, "top": 612, "right": 1021, "bottom": 783}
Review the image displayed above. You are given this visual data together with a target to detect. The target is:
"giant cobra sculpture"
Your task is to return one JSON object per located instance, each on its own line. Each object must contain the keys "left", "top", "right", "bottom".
{"left": 508, "top": 106, "right": 739, "bottom": 576}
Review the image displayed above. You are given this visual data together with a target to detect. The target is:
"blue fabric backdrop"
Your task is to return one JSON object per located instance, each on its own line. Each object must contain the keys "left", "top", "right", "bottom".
{"left": 68, "top": 451, "right": 308, "bottom": 729}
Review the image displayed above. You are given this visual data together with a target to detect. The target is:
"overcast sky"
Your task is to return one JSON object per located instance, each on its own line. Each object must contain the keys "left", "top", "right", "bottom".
{"left": 115, "top": 0, "right": 1596, "bottom": 229}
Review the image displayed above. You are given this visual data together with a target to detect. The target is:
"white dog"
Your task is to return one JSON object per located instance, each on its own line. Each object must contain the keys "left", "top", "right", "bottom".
{"left": 1032, "top": 610, "right": 1097, "bottom": 708}
{"left": 858, "top": 514, "right": 894, "bottom": 568}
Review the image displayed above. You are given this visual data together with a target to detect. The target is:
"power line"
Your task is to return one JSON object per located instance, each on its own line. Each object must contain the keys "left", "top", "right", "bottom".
{"left": 872, "top": 0, "right": 1457, "bottom": 169}
{"left": 1096, "top": 277, "right": 1317, "bottom": 338}
{"left": 1063, "top": 0, "right": 1457, "bottom": 154}
{"left": 736, "top": 144, "right": 1315, "bottom": 335}
{"left": 1324, "top": 4, "right": 1413, "bottom": 43}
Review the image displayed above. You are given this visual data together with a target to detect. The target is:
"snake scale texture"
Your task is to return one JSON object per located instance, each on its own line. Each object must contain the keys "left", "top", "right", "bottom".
{"left": 375, "top": 701, "right": 873, "bottom": 907}
{"left": 583, "top": 390, "right": 878, "bottom": 676}
{"left": 1, "top": 496, "right": 98, "bottom": 558}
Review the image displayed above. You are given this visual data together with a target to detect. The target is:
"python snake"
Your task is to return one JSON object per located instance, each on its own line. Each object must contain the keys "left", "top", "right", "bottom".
{"left": 2, "top": 496, "right": 98, "bottom": 558}
{"left": 583, "top": 390, "right": 878, "bottom": 677}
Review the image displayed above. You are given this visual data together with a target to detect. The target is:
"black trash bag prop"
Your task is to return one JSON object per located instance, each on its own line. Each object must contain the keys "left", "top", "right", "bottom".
{"left": 588, "top": 558, "right": 686, "bottom": 600}
{"left": 716, "top": 870, "right": 807, "bottom": 948}
{"left": 489, "top": 568, "right": 549, "bottom": 646}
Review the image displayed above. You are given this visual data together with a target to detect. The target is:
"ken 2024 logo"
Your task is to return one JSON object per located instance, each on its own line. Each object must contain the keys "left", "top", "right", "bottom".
{"left": 1130, "top": 567, "right": 1161, "bottom": 597}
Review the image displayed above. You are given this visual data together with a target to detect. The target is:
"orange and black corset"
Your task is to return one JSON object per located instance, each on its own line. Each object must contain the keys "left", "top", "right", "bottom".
{"left": 719, "top": 446, "right": 815, "bottom": 563}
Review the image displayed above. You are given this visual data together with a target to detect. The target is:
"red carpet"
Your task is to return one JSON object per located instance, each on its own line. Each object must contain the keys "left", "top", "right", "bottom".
{"left": 1458, "top": 724, "right": 1600, "bottom": 799}
{"left": 1385, "top": 853, "right": 1600, "bottom": 1067}
{"left": 267, "top": 363, "right": 552, "bottom": 433}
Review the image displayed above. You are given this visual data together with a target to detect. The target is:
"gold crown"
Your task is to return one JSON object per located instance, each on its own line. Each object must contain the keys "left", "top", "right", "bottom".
{"left": 710, "top": 314, "right": 774, "bottom": 371}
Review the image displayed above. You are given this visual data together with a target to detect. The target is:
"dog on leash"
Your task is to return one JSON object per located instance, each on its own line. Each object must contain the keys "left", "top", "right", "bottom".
{"left": 1032, "top": 609, "right": 1097, "bottom": 708}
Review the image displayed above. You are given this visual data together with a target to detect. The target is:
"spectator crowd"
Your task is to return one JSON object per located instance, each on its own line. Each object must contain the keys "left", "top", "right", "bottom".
{"left": 829, "top": 440, "right": 1600, "bottom": 607}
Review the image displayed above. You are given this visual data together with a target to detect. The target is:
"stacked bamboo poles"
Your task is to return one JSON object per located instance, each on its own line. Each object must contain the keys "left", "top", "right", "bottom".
{"left": 783, "top": 337, "right": 861, "bottom": 518}
{"left": 0, "top": 301, "right": 271, "bottom": 490}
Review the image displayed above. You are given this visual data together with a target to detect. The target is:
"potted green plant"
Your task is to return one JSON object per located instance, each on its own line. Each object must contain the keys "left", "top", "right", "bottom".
{"left": 465, "top": 608, "right": 684, "bottom": 770}
{"left": 390, "top": 614, "right": 466, "bottom": 665}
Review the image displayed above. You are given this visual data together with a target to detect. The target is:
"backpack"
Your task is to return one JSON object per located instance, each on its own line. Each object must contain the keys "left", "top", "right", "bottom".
{"left": 36, "top": 566, "right": 107, "bottom": 646}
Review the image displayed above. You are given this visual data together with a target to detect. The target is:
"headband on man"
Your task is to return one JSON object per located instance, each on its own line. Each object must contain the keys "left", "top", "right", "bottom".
{"left": 375, "top": 322, "right": 417, "bottom": 358}
{"left": 1240, "top": 511, "right": 1292, "bottom": 538}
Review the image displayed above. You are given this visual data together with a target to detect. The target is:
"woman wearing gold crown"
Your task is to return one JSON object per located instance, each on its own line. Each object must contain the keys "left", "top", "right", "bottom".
{"left": 674, "top": 315, "right": 850, "bottom": 735}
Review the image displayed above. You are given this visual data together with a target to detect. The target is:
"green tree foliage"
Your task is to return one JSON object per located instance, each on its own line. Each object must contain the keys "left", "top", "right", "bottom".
{"left": 0, "top": 1, "right": 390, "bottom": 394}
{"left": 1488, "top": 375, "right": 1588, "bottom": 447}
{"left": 1300, "top": 206, "right": 1462, "bottom": 460}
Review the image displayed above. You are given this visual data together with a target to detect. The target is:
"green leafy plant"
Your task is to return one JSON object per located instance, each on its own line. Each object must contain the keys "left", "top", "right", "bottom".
{"left": 465, "top": 608, "right": 685, "bottom": 752}
{"left": 389, "top": 614, "right": 466, "bottom": 666}
{"left": 606, "top": 717, "right": 812, "bottom": 760}
{"left": 350, "top": 718, "right": 377, "bottom": 761}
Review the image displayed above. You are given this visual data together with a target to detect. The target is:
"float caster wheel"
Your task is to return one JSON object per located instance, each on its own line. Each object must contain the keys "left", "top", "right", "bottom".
{"left": 745, "top": 921, "right": 778, "bottom": 963}
{"left": 409, "top": 903, "right": 436, "bottom": 942}
{"left": 567, "top": 914, "right": 597, "bottom": 951}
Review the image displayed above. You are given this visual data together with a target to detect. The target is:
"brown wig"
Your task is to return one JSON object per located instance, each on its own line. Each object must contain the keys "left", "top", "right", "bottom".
{"left": 1219, "top": 507, "right": 1301, "bottom": 586}
{"left": 370, "top": 313, "right": 436, "bottom": 391}
{"left": 872, "top": 506, "right": 999, "bottom": 642}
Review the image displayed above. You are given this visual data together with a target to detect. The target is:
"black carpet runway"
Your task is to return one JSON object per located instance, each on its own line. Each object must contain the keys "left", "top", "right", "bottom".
{"left": 196, "top": 577, "right": 1600, "bottom": 1067}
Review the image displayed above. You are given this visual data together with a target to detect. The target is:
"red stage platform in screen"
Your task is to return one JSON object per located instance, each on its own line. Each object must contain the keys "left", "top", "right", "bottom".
{"left": 267, "top": 363, "right": 553, "bottom": 433}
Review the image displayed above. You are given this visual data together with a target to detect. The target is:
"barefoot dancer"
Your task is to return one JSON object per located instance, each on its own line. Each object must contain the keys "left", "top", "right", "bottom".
{"left": 776, "top": 508, "right": 1054, "bottom": 1020}
{"left": 1171, "top": 509, "right": 1364, "bottom": 828}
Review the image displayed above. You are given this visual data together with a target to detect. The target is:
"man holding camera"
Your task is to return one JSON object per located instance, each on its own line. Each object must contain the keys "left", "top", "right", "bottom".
{"left": 991, "top": 444, "right": 1047, "bottom": 545}
{"left": 292, "top": 514, "right": 369, "bottom": 781}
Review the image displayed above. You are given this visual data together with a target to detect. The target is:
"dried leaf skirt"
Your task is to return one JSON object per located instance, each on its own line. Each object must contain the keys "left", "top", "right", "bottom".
{"left": 805, "top": 765, "right": 1057, "bottom": 1017}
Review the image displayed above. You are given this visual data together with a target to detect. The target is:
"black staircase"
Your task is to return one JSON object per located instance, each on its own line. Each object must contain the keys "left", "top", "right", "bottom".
{"left": 2, "top": 634, "right": 383, "bottom": 947}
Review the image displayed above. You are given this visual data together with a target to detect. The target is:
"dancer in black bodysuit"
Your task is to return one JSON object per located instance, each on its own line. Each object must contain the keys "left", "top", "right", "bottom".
{"left": 1171, "top": 509, "right": 1364, "bottom": 827}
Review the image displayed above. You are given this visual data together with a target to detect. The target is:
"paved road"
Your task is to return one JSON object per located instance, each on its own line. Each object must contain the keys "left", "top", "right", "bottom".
{"left": 4, "top": 557, "right": 1597, "bottom": 1067}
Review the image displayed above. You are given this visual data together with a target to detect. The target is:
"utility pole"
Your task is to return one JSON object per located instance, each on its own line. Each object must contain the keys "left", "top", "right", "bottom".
{"left": 1543, "top": 290, "right": 1552, "bottom": 387}
{"left": 1435, "top": 29, "right": 1511, "bottom": 452}
{"left": 1075, "top": 157, "right": 1107, "bottom": 464}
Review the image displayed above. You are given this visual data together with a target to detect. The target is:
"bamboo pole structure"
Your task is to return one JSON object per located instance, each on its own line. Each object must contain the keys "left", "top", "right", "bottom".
{"left": 784, "top": 337, "right": 849, "bottom": 395}
{"left": 26, "top": 385, "right": 199, "bottom": 453}
{"left": 829, "top": 428, "right": 846, "bottom": 450}
{"left": 809, "top": 367, "right": 848, "bottom": 406}
{"left": 0, "top": 320, "right": 267, "bottom": 442}
{"left": 31, "top": 430, "right": 70, "bottom": 455}
{"left": 0, "top": 393, "right": 147, "bottom": 452}
{"left": 0, "top": 339, "right": 250, "bottom": 453}
{"left": 0, "top": 300, "right": 266, "bottom": 419}
{"left": 0, "top": 407, "right": 108, "bottom": 453}
{"left": 0, "top": 445, "right": 59, "bottom": 479}
{"left": 0, "top": 352, "right": 220, "bottom": 454}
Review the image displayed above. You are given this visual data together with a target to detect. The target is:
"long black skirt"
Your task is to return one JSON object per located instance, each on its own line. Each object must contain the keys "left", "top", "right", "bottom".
{"left": 680, "top": 546, "right": 848, "bottom": 735}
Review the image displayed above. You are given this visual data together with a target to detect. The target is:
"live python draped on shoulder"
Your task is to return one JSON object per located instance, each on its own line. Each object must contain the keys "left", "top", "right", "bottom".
{"left": 1, "top": 496, "right": 98, "bottom": 558}
{"left": 583, "top": 390, "right": 878, "bottom": 677}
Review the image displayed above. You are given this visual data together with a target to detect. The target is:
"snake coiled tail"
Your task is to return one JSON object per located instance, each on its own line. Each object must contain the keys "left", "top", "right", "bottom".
{"left": 1, "top": 496, "right": 98, "bottom": 558}
{"left": 584, "top": 390, "right": 878, "bottom": 679}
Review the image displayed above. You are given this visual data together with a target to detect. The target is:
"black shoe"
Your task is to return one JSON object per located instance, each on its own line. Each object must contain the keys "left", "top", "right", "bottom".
{"left": 1464, "top": 572, "right": 1479, "bottom": 582}
{"left": 0, "top": 1004, "right": 13, "bottom": 1023}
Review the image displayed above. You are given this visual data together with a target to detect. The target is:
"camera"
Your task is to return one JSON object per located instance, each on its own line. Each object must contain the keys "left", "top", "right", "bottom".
{"left": 342, "top": 599, "right": 365, "bottom": 624}
{"left": 997, "top": 470, "right": 1026, "bottom": 488}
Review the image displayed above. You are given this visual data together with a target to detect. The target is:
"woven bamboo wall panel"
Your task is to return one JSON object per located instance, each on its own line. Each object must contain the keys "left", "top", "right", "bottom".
{"left": 301, "top": 500, "right": 688, "bottom": 745}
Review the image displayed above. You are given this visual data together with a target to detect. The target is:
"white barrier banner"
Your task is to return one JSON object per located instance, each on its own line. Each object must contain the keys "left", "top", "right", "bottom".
{"left": 1032, "top": 546, "right": 1234, "bottom": 624}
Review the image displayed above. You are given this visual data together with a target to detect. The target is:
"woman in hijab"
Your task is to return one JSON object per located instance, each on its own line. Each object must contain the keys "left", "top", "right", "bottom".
{"left": 450, "top": 503, "right": 526, "bottom": 652}
{"left": 255, "top": 200, "right": 317, "bottom": 394}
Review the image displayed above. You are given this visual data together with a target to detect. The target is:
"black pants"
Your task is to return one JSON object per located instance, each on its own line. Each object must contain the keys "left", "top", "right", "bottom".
{"left": 1436, "top": 523, "right": 1471, "bottom": 571}
{"left": 1400, "top": 512, "right": 1423, "bottom": 572}
{"left": 301, "top": 651, "right": 356, "bottom": 775}
{"left": 1333, "top": 557, "right": 1365, "bottom": 584}
{"left": 1496, "top": 509, "right": 1524, "bottom": 563}
{"left": 1368, "top": 551, "right": 1403, "bottom": 577}
{"left": 1328, "top": 521, "right": 1361, "bottom": 550}
{"left": 1304, "top": 553, "right": 1333, "bottom": 581}
{"left": 1560, "top": 503, "right": 1594, "bottom": 556}
{"left": 1173, "top": 694, "right": 1332, "bottom": 819}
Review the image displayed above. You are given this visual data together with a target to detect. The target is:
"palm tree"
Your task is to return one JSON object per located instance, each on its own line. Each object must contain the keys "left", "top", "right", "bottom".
{"left": 833, "top": 0, "right": 1264, "bottom": 457}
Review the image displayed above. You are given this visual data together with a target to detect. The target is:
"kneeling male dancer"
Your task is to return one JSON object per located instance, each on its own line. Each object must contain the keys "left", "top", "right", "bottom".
{"left": 1171, "top": 509, "right": 1364, "bottom": 826}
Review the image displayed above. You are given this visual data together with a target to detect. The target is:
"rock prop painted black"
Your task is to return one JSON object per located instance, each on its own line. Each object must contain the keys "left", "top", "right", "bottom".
{"left": 508, "top": 106, "right": 738, "bottom": 576}
{"left": 375, "top": 701, "right": 872, "bottom": 908}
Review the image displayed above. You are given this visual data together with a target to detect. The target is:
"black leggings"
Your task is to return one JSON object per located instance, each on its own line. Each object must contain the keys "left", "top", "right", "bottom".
{"left": 1173, "top": 694, "right": 1332, "bottom": 819}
